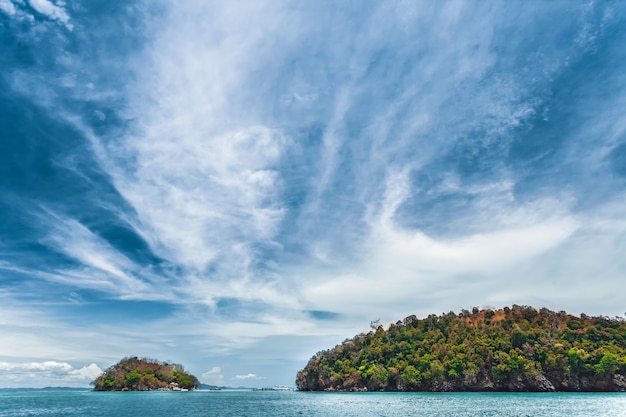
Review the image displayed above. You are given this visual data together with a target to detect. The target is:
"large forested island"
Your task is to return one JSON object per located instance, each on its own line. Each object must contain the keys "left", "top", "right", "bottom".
{"left": 92, "top": 357, "right": 200, "bottom": 391}
{"left": 296, "top": 306, "right": 626, "bottom": 392}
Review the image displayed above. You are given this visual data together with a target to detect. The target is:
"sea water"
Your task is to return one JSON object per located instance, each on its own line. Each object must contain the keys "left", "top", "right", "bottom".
{"left": 0, "top": 389, "right": 625, "bottom": 417}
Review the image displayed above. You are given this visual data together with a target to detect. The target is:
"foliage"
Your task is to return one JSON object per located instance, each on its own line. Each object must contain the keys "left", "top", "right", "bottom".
{"left": 92, "top": 357, "right": 200, "bottom": 391}
{"left": 296, "top": 306, "right": 626, "bottom": 391}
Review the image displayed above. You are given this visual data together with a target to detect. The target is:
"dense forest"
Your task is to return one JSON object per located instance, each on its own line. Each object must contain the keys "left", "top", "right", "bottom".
{"left": 92, "top": 357, "right": 200, "bottom": 391}
{"left": 296, "top": 306, "right": 626, "bottom": 392}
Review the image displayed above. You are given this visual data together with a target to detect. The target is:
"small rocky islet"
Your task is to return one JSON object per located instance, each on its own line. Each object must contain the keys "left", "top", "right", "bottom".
{"left": 91, "top": 357, "right": 200, "bottom": 391}
{"left": 296, "top": 306, "right": 626, "bottom": 392}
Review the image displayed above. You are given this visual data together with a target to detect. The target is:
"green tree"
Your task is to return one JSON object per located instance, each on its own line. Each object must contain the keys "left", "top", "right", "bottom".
{"left": 125, "top": 370, "right": 140, "bottom": 388}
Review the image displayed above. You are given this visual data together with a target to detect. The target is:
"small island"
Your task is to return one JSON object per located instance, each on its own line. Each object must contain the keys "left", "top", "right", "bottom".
{"left": 92, "top": 357, "right": 200, "bottom": 391}
{"left": 296, "top": 306, "right": 626, "bottom": 392}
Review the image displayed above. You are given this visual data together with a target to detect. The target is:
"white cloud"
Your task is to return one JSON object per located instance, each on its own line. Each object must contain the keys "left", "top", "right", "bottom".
{"left": 233, "top": 373, "right": 259, "bottom": 380}
{"left": 296, "top": 182, "right": 584, "bottom": 322}
{"left": 69, "top": 3, "right": 300, "bottom": 309}
{"left": 0, "top": 361, "right": 102, "bottom": 387}
{"left": 111, "top": 126, "right": 289, "bottom": 276}
{"left": 0, "top": 0, "right": 16, "bottom": 15}
{"left": 201, "top": 367, "right": 225, "bottom": 386}
{"left": 57, "top": 0, "right": 623, "bottom": 328}
{"left": 37, "top": 210, "right": 161, "bottom": 299}
{"left": 0, "top": 361, "right": 72, "bottom": 372}
{"left": 28, "top": 0, "right": 72, "bottom": 30}
{"left": 370, "top": 209, "right": 579, "bottom": 275}
{"left": 68, "top": 363, "right": 103, "bottom": 382}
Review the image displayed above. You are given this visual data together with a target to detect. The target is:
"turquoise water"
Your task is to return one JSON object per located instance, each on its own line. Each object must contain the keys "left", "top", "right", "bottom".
{"left": 1, "top": 390, "right": 625, "bottom": 417}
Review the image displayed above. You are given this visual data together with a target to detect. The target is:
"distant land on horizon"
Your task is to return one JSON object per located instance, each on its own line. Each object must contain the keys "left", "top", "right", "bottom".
{"left": 0, "top": 387, "right": 92, "bottom": 391}
{"left": 1, "top": 385, "right": 256, "bottom": 391}
{"left": 297, "top": 305, "right": 626, "bottom": 392}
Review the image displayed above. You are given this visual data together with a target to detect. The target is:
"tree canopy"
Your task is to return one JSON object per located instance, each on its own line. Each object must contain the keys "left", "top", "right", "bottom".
{"left": 92, "top": 356, "right": 200, "bottom": 391}
{"left": 296, "top": 306, "right": 626, "bottom": 392}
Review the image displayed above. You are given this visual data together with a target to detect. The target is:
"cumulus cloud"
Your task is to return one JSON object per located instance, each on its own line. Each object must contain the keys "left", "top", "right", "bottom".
{"left": 201, "top": 367, "right": 225, "bottom": 386}
{"left": 0, "top": 361, "right": 72, "bottom": 373}
{"left": 0, "top": 361, "right": 102, "bottom": 387}
{"left": 67, "top": 363, "right": 103, "bottom": 382}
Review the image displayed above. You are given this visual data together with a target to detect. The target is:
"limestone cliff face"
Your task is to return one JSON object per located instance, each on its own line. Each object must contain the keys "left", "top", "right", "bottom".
{"left": 296, "top": 306, "right": 626, "bottom": 392}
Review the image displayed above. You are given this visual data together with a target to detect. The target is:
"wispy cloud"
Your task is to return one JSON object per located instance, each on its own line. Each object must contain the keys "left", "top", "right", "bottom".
{"left": 31, "top": 208, "right": 163, "bottom": 300}
{"left": 0, "top": 0, "right": 73, "bottom": 29}
{"left": 28, "top": 0, "right": 72, "bottom": 30}
{"left": 201, "top": 367, "right": 225, "bottom": 386}
{"left": 0, "top": 0, "right": 16, "bottom": 15}
{"left": 233, "top": 373, "right": 261, "bottom": 381}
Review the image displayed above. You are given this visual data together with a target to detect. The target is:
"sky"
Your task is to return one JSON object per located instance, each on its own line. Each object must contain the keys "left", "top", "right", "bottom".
{"left": 1, "top": 0, "right": 626, "bottom": 388}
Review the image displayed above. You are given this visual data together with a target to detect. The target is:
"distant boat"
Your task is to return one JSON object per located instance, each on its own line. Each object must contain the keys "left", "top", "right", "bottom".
{"left": 253, "top": 386, "right": 291, "bottom": 391}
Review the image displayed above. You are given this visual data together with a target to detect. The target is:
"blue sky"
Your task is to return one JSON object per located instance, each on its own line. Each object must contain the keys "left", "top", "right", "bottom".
{"left": 1, "top": 0, "right": 626, "bottom": 388}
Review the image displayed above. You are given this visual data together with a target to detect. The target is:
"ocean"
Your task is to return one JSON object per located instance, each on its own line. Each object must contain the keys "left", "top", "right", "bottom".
{"left": 1, "top": 389, "right": 625, "bottom": 417}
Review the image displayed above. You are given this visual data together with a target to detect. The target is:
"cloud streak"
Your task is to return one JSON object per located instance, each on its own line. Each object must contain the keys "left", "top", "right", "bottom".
{"left": 233, "top": 373, "right": 260, "bottom": 380}
{"left": 28, "top": 0, "right": 72, "bottom": 30}
{"left": 0, "top": 0, "right": 16, "bottom": 15}
{"left": 0, "top": 0, "right": 73, "bottom": 29}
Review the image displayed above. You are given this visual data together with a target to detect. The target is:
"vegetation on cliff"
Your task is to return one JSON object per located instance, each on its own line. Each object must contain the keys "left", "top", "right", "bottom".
{"left": 92, "top": 357, "right": 200, "bottom": 391}
{"left": 296, "top": 306, "right": 626, "bottom": 392}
